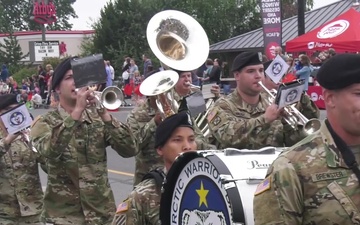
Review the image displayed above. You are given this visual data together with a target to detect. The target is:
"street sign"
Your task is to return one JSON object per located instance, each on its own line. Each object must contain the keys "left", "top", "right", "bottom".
{"left": 33, "top": 41, "right": 60, "bottom": 61}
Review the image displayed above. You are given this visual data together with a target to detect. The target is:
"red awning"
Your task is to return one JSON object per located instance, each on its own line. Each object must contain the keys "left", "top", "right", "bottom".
{"left": 286, "top": 8, "right": 360, "bottom": 53}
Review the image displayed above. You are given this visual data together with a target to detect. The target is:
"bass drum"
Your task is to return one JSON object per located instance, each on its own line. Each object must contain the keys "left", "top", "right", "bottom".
{"left": 160, "top": 147, "right": 283, "bottom": 225}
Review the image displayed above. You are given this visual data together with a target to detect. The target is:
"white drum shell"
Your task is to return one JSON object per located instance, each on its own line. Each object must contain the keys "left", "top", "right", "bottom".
{"left": 199, "top": 148, "right": 282, "bottom": 225}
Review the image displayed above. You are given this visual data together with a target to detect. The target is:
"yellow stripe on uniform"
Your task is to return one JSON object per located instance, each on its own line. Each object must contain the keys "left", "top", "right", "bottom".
{"left": 108, "top": 169, "right": 134, "bottom": 177}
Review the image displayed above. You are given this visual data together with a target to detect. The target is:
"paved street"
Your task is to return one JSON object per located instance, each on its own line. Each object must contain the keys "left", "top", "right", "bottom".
{"left": 31, "top": 106, "right": 327, "bottom": 206}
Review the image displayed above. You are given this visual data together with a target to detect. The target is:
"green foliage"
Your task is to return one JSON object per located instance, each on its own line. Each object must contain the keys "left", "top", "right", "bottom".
{"left": 42, "top": 57, "right": 62, "bottom": 69}
{"left": 12, "top": 66, "right": 38, "bottom": 84}
{"left": 79, "top": 35, "right": 96, "bottom": 57}
{"left": 0, "top": 32, "right": 29, "bottom": 75}
{"left": 91, "top": 0, "right": 315, "bottom": 73}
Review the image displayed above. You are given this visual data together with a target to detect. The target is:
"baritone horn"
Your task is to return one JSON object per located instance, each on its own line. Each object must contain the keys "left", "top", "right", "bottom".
{"left": 259, "top": 81, "right": 321, "bottom": 135}
{"left": 139, "top": 70, "right": 179, "bottom": 118}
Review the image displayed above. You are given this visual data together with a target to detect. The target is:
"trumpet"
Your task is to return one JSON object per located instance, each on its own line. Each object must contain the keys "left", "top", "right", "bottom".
{"left": 76, "top": 86, "right": 124, "bottom": 110}
{"left": 259, "top": 81, "right": 321, "bottom": 135}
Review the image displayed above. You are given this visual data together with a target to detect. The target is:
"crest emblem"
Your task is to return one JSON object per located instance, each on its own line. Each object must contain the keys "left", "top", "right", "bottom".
{"left": 271, "top": 62, "right": 283, "bottom": 76}
{"left": 9, "top": 111, "right": 26, "bottom": 127}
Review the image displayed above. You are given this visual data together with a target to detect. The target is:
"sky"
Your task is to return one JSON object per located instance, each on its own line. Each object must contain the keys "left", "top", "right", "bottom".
{"left": 69, "top": 0, "right": 341, "bottom": 30}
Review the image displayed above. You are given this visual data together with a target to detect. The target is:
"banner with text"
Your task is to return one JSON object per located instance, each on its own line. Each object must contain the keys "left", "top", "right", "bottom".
{"left": 260, "top": 0, "right": 282, "bottom": 60}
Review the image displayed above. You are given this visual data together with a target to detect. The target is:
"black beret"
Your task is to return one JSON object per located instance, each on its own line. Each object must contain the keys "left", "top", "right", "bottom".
{"left": 317, "top": 54, "right": 360, "bottom": 90}
{"left": 231, "top": 52, "right": 263, "bottom": 72}
{"left": 0, "top": 94, "right": 21, "bottom": 110}
{"left": 155, "top": 111, "right": 194, "bottom": 148}
{"left": 52, "top": 57, "right": 77, "bottom": 90}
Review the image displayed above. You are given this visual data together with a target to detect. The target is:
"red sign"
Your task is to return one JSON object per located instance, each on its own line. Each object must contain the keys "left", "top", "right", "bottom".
{"left": 32, "top": 0, "right": 57, "bottom": 25}
{"left": 307, "top": 86, "right": 325, "bottom": 109}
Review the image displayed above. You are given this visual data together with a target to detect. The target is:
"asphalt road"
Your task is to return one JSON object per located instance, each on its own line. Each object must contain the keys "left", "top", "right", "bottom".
{"left": 31, "top": 106, "right": 327, "bottom": 206}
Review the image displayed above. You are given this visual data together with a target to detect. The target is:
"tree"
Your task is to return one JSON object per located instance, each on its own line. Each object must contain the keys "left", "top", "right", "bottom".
{"left": 92, "top": 0, "right": 315, "bottom": 72}
{"left": 0, "top": 32, "right": 29, "bottom": 74}
{"left": 281, "top": 0, "right": 314, "bottom": 19}
{"left": 0, "top": 0, "right": 78, "bottom": 31}
{"left": 92, "top": 0, "right": 154, "bottom": 71}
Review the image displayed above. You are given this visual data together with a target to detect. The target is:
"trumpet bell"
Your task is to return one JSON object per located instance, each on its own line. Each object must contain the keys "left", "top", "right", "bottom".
{"left": 303, "top": 118, "right": 321, "bottom": 135}
{"left": 100, "top": 86, "right": 124, "bottom": 110}
{"left": 140, "top": 70, "right": 179, "bottom": 96}
{"left": 147, "top": 10, "right": 209, "bottom": 71}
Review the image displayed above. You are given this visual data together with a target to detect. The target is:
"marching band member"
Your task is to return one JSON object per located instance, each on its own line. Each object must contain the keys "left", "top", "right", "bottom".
{"left": 30, "top": 57, "right": 138, "bottom": 225}
{"left": 253, "top": 53, "right": 360, "bottom": 225}
{"left": 113, "top": 111, "right": 196, "bottom": 225}
{"left": 207, "top": 52, "right": 309, "bottom": 150}
{"left": 127, "top": 69, "right": 219, "bottom": 186}
{"left": 262, "top": 60, "right": 320, "bottom": 120}
{"left": 0, "top": 94, "right": 44, "bottom": 225}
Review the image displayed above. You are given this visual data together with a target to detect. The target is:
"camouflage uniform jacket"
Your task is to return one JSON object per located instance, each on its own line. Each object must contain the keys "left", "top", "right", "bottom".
{"left": 295, "top": 92, "right": 320, "bottom": 120}
{"left": 0, "top": 132, "right": 43, "bottom": 219}
{"left": 127, "top": 89, "right": 210, "bottom": 186}
{"left": 253, "top": 121, "right": 360, "bottom": 225}
{"left": 112, "top": 169, "right": 163, "bottom": 225}
{"left": 207, "top": 90, "right": 306, "bottom": 149}
{"left": 30, "top": 106, "right": 138, "bottom": 225}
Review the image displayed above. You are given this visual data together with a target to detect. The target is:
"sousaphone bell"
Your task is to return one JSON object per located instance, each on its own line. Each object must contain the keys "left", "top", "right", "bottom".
{"left": 146, "top": 10, "right": 210, "bottom": 71}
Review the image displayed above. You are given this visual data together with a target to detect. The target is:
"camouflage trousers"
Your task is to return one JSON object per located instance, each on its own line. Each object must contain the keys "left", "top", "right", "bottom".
{"left": 0, "top": 214, "right": 43, "bottom": 225}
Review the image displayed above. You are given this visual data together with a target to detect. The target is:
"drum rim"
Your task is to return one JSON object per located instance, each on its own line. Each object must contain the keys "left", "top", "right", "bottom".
{"left": 160, "top": 151, "right": 200, "bottom": 224}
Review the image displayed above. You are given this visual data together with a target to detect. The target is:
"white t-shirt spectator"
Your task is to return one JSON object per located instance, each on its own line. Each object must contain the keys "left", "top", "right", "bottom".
{"left": 32, "top": 93, "right": 42, "bottom": 105}
{"left": 110, "top": 65, "right": 115, "bottom": 80}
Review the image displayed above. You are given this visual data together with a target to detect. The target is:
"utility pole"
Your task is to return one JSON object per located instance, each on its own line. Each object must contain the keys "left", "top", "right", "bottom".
{"left": 298, "top": 0, "right": 306, "bottom": 36}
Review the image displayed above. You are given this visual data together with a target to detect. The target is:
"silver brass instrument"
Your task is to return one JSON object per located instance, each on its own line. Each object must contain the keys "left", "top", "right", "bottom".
{"left": 93, "top": 86, "right": 124, "bottom": 110}
{"left": 76, "top": 86, "right": 124, "bottom": 110}
{"left": 147, "top": 10, "right": 209, "bottom": 71}
{"left": 0, "top": 83, "right": 9, "bottom": 94}
{"left": 139, "top": 70, "right": 179, "bottom": 118}
{"left": 259, "top": 81, "right": 321, "bottom": 135}
{"left": 140, "top": 10, "right": 210, "bottom": 119}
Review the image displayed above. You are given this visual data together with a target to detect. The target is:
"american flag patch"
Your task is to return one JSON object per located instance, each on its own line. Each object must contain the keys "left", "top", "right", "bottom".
{"left": 254, "top": 176, "right": 271, "bottom": 196}
{"left": 207, "top": 109, "right": 218, "bottom": 122}
{"left": 116, "top": 200, "right": 129, "bottom": 213}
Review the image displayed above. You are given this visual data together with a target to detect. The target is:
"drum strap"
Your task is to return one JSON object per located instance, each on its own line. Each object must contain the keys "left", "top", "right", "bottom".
{"left": 142, "top": 168, "right": 166, "bottom": 188}
{"left": 325, "top": 119, "right": 360, "bottom": 185}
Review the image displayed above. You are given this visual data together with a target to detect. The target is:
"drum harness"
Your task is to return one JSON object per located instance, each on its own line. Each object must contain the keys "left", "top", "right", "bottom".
{"left": 141, "top": 167, "right": 167, "bottom": 190}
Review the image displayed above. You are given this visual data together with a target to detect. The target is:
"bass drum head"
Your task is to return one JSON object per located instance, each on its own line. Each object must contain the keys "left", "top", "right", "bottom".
{"left": 160, "top": 151, "right": 233, "bottom": 225}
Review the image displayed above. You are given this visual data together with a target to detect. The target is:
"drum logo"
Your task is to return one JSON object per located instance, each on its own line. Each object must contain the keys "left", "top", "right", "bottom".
{"left": 171, "top": 158, "right": 231, "bottom": 225}
{"left": 8, "top": 111, "right": 26, "bottom": 127}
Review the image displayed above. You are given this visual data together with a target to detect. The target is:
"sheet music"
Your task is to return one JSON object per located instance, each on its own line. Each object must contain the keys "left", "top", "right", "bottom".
{"left": 201, "top": 84, "right": 215, "bottom": 99}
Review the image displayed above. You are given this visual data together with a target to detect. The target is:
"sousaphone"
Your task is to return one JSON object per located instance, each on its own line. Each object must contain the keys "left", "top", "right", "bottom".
{"left": 146, "top": 10, "right": 210, "bottom": 71}
{"left": 141, "top": 10, "right": 210, "bottom": 118}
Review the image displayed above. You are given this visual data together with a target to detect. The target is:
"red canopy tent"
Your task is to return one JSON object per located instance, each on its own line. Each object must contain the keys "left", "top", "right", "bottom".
{"left": 286, "top": 8, "right": 360, "bottom": 53}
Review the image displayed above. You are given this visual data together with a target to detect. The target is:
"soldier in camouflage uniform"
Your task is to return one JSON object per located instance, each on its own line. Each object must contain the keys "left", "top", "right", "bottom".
{"left": 113, "top": 111, "right": 196, "bottom": 225}
{"left": 0, "top": 94, "right": 44, "bottom": 225}
{"left": 207, "top": 52, "right": 313, "bottom": 150}
{"left": 127, "top": 69, "right": 219, "bottom": 186}
{"left": 254, "top": 54, "right": 360, "bottom": 224}
{"left": 262, "top": 59, "right": 319, "bottom": 120}
{"left": 30, "top": 57, "right": 138, "bottom": 225}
